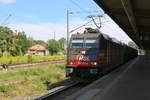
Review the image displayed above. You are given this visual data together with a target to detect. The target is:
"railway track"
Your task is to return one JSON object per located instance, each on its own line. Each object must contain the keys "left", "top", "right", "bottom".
{"left": 35, "top": 79, "right": 89, "bottom": 100}
{"left": 0, "top": 59, "right": 65, "bottom": 69}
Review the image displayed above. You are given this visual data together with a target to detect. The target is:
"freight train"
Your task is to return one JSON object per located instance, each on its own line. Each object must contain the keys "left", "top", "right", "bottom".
{"left": 66, "top": 28, "right": 137, "bottom": 79}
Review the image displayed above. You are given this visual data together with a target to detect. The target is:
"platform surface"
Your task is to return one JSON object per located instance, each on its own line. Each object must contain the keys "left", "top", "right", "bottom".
{"left": 93, "top": 55, "right": 150, "bottom": 100}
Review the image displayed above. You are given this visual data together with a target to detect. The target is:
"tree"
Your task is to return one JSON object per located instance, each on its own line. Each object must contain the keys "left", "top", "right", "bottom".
{"left": 128, "top": 41, "right": 138, "bottom": 49}
{"left": 0, "top": 27, "right": 31, "bottom": 56}
{"left": 0, "top": 26, "right": 67, "bottom": 56}
{"left": 15, "top": 31, "right": 34, "bottom": 55}
{"left": 47, "top": 39, "right": 59, "bottom": 55}
{"left": 33, "top": 40, "right": 47, "bottom": 47}
{"left": 58, "top": 38, "right": 66, "bottom": 51}
{"left": 9, "top": 47, "right": 18, "bottom": 56}
{"left": 0, "top": 26, "right": 13, "bottom": 52}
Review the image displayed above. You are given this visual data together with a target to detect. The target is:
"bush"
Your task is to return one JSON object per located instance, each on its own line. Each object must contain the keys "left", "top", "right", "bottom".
{"left": 0, "top": 54, "right": 64, "bottom": 65}
{"left": 27, "top": 55, "right": 32, "bottom": 63}
{"left": 0, "top": 84, "right": 11, "bottom": 93}
{"left": 0, "top": 63, "right": 66, "bottom": 99}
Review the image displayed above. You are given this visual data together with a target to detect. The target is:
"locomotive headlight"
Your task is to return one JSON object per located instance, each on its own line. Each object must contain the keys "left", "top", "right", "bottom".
{"left": 93, "top": 62, "right": 97, "bottom": 65}
{"left": 66, "top": 68, "right": 73, "bottom": 73}
{"left": 91, "top": 62, "right": 97, "bottom": 65}
{"left": 81, "top": 51, "right": 86, "bottom": 54}
{"left": 70, "top": 62, "right": 73, "bottom": 65}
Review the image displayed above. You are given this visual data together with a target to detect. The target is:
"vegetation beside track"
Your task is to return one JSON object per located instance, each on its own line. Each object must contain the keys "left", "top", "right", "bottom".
{"left": 0, "top": 63, "right": 66, "bottom": 99}
{"left": 0, "top": 54, "right": 65, "bottom": 65}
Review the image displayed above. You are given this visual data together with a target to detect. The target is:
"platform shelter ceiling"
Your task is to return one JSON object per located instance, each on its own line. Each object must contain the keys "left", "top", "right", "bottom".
{"left": 95, "top": 0, "right": 150, "bottom": 50}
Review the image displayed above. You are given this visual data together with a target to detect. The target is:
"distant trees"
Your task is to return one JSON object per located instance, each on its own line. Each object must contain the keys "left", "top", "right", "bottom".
{"left": 128, "top": 41, "right": 145, "bottom": 55}
{"left": 0, "top": 26, "right": 66, "bottom": 56}
{"left": 47, "top": 38, "right": 66, "bottom": 55}
{"left": 0, "top": 26, "right": 33, "bottom": 56}
{"left": 33, "top": 40, "right": 47, "bottom": 47}
{"left": 0, "top": 26, "right": 13, "bottom": 53}
{"left": 47, "top": 39, "right": 59, "bottom": 55}
{"left": 58, "top": 38, "right": 66, "bottom": 51}
{"left": 128, "top": 41, "right": 138, "bottom": 49}
{"left": 15, "top": 32, "right": 32, "bottom": 55}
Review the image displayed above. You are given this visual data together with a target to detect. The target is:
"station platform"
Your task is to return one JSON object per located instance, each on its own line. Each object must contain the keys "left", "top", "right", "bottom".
{"left": 94, "top": 55, "right": 150, "bottom": 100}
{"left": 66, "top": 55, "right": 150, "bottom": 100}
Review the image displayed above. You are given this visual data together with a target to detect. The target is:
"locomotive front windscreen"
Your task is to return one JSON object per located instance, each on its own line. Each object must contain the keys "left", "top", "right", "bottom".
{"left": 85, "top": 37, "right": 99, "bottom": 48}
{"left": 70, "top": 37, "right": 99, "bottom": 48}
{"left": 70, "top": 38, "right": 84, "bottom": 48}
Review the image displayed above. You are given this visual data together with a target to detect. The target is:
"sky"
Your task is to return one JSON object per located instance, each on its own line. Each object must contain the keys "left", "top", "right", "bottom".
{"left": 0, "top": 0, "right": 132, "bottom": 44}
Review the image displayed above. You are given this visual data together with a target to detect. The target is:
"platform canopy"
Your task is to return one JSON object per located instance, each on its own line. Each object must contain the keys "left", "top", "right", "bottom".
{"left": 94, "top": 0, "right": 150, "bottom": 50}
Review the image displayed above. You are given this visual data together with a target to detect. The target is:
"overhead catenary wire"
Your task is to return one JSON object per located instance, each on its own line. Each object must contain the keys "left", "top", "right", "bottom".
{"left": 69, "top": 0, "right": 101, "bottom": 14}
{"left": 68, "top": 10, "right": 101, "bottom": 15}
{"left": 68, "top": 0, "right": 105, "bottom": 32}
{"left": 69, "top": 16, "right": 110, "bottom": 33}
{"left": 69, "top": 0, "right": 88, "bottom": 13}
{"left": 69, "top": 18, "right": 98, "bottom": 33}
{"left": 1, "top": 14, "right": 12, "bottom": 26}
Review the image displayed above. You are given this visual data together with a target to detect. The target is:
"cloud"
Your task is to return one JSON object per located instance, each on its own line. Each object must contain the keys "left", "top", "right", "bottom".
{"left": 100, "top": 15, "right": 133, "bottom": 44}
{"left": 9, "top": 16, "right": 132, "bottom": 44}
{"left": 0, "top": 0, "right": 15, "bottom": 4}
{"left": 69, "top": 15, "right": 132, "bottom": 44}
{"left": 9, "top": 18, "right": 86, "bottom": 41}
{"left": 9, "top": 23, "right": 67, "bottom": 41}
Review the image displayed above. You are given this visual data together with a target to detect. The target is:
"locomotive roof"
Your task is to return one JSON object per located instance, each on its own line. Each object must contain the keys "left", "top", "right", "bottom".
{"left": 102, "top": 33, "right": 120, "bottom": 43}
{"left": 71, "top": 32, "right": 100, "bottom": 37}
{"left": 71, "top": 30, "right": 125, "bottom": 46}
{"left": 102, "top": 33, "right": 125, "bottom": 45}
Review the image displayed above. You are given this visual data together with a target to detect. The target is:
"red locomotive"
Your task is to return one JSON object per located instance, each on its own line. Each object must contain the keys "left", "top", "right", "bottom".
{"left": 66, "top": 28, "right": 137, "bottom": 79}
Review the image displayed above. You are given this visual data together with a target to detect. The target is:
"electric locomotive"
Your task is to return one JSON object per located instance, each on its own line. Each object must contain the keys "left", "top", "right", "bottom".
{"left": 66, "top": 28, "right": 137, "bottom": 79}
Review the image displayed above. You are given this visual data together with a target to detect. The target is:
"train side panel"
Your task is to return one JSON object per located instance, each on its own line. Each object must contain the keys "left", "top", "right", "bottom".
{"left": 66, "top": 29, "right": 138, "bottom": 80}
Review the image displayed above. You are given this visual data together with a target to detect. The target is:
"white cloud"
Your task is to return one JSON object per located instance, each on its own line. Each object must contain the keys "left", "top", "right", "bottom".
{"left": 0, "top": 0, "right": 15, "bottom": 4}
{"left": 100, "top": 15, "right": 133, "bottom": 44}
{"left": 9, "top": 23, "right": 67, "bottom": 41}
{"left": 9, "top": 16, "right": 132, "bottom": 44}
{"left": 9, "top": 18, "right": 86, "bottom": 41}
{"left": 69, "top": 15, "right": 132, "bottom": 44}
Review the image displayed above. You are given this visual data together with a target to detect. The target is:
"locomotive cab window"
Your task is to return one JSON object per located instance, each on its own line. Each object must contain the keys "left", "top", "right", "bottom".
{"left": 70, "top": 38, "right": 84, "bottom": 48}
{"left": 85, "top": 37, "right": 99, "bottom": 48}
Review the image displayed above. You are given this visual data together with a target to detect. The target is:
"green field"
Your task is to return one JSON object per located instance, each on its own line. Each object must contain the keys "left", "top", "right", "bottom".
{"left": 0, "top": 54, "right": 65, "bottom": 65}
{"left": 0, "top": 63, "right": 66, "bottom": 99}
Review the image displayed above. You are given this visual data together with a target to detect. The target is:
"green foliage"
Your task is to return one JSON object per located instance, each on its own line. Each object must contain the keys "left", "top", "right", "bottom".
{"left": 0, "top": 27, "right": 13, "bottom": 52}
{"left": 47, "top": 38, "right": 66, "bottom": 55}
{"left": 58, "top": 38, "right": 66, "bottom": 51}
{"left": 40, "top": 76, "right": 51, "bottom": 85}
{"left": 128, "top": 41, "right": 138, "bottom": 49}
{"left": 9, "top": 47, "right": 18, "bottom": 56}
{"left": 47, "top": 39, "right": 60, "bottom": 55}
{"left": 18, "top": 68, "right": 45, "bottom": 76}
{"left": 0, "top": 84, "right": 15, "bottom": 95}
{"left": 0, "top": 55, "right": 64, "bottom": 64}
{"left": 0, "top": 26, "right": 35, "bottom": 56}
{"left": 0, "top": 52, "right": 3, "bottom": 57}
{"left": 27, "top": 55, "right": 32, "bottom": 63}
{"left": 0, "top": 84, "right": 11, "bottom": 93}
{"left": 15, "top": 31, "right": 32, "bottom": 55}
{"left": 0, "top": 63, "right": 65, "bottom": 99}
{"left": 0, "top": 26, "right": 66, "bottom": 57}
{"left": 33, "top": 40, "right": 47, "bottom": 47}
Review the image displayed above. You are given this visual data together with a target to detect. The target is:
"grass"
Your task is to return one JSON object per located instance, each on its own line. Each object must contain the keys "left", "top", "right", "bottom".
{"left": 0, "top": 54, "right": 65, "bottom": 64}
{"left": 0, "top": 63, "right": 66, "bottom": 99}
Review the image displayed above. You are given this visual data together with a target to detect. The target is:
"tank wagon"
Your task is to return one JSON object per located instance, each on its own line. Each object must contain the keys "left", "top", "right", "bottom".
{"left": 66, "top": 28, "right": 137, "bottom": 79}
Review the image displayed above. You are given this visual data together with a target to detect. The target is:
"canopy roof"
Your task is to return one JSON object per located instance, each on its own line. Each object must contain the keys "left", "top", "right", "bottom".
{"left": 95, "top": 0, "right": 150, "bottom": 50}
